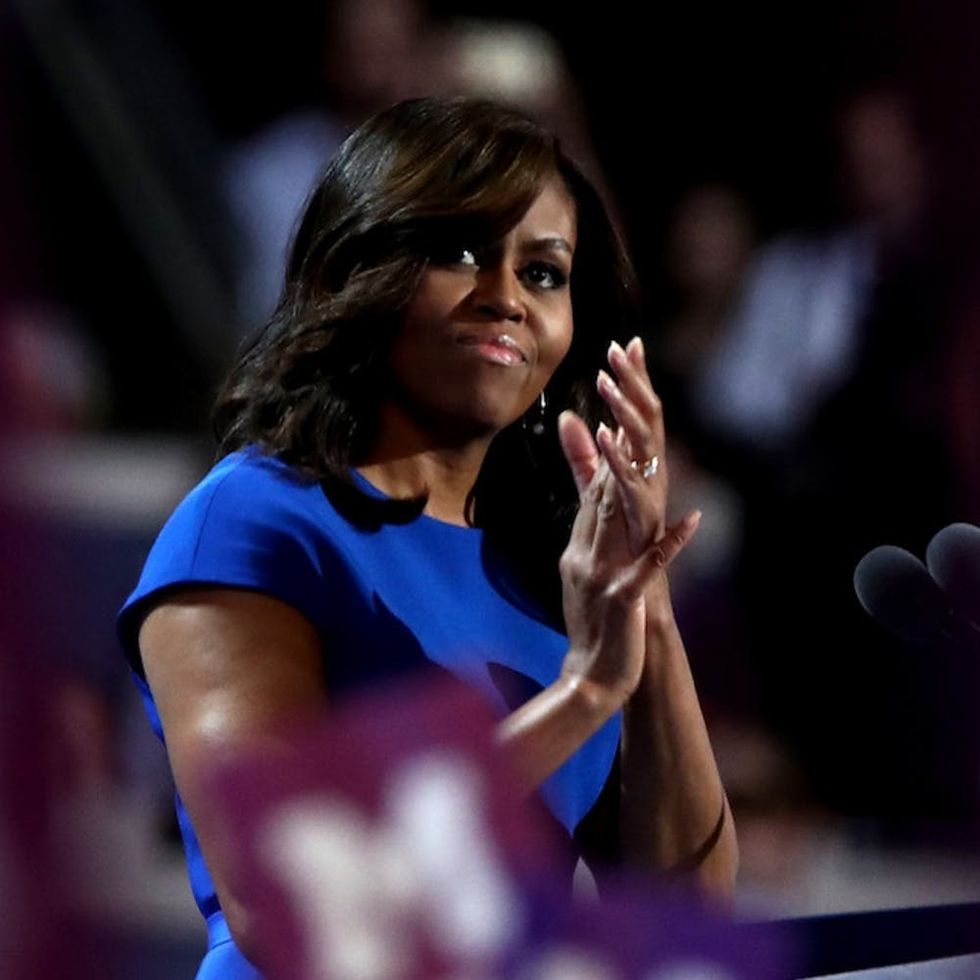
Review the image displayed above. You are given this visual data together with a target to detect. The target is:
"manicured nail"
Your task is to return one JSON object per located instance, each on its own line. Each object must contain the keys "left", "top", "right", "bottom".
{"left": 597, "top": 421, "right": 611, "bottom": 441}
{"left": 597, "top": 369, "right": 617, "bottom": 395}
{"left": 608, "top": 340, "right": 626, "bottom": 362}
{"left": 627, "top": 336, "right": 645, "bottom": 361}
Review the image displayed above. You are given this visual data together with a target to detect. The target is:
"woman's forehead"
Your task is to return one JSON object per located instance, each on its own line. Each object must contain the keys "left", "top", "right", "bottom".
{"left": 512, "top": 179, "right": 577, "bottom": 251}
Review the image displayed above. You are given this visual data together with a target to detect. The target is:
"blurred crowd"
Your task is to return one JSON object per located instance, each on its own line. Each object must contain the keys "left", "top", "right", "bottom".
{"left": 3, "top": 0, "right": 980, "bottom": 956}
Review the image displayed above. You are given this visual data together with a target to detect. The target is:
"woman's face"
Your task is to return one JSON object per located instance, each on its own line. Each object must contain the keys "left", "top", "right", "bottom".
{"left": 384, "top": 178, "right": 577, "bottom": 442}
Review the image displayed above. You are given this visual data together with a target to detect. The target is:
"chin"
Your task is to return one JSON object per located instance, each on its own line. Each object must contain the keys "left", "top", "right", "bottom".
{"left": 421, "top": 400, "right": 523, "bottom": 445}
{"left": 388, "top": 379, "right": 532, "bottom": 445}
{"left": 459, "top": 393, "right": 531, "bottom": 435}
{"left": 441, "top": 411, "right": 517, "bottom": 443}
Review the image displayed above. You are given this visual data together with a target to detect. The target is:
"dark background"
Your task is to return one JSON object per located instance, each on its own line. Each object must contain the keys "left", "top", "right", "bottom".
{"left": 12, "top": 0, "right": 980, "bottom": 431}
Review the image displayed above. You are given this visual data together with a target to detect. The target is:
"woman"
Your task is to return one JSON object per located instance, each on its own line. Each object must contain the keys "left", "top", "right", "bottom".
{"left": 118, "top": 96, "right": 737, "bottom": 978}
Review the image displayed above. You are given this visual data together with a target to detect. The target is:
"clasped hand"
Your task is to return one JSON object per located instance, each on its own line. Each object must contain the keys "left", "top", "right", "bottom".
{"left": 557, "top": 337, "right": 699, "bottom": 704}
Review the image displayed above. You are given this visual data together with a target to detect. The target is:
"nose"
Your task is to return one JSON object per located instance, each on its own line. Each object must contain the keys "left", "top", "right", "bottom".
{"left": 473, "top": 264, "right": 526, "bottom": 322}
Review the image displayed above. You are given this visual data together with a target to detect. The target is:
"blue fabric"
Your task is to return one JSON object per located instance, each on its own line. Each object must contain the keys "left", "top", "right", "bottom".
{"left": 118, "top": 446, "right": 621, "bottom": 975}
{"left": 197, "top": 912, "right": 261, "bottom": 980}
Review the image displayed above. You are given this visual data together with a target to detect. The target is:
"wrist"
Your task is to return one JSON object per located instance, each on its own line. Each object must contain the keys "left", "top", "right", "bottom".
{"left": 643, "top": 578, "right": 677, "bottom": 635}
{"left": 559, "top": 662, "right": 630, "bottom": 720}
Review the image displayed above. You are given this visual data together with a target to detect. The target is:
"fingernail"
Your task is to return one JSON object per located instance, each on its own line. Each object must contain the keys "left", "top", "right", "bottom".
{"left": 627, "top": 336, "right": 645, "bottom": 360}
{"left": 608, "top": 340, "right": 626, "bottom": 361}
{"left": 597, "top": 369, "right": 617, "bottom": 394}
{"left": 597, "top": 421, "right": 611, "bottom": 440}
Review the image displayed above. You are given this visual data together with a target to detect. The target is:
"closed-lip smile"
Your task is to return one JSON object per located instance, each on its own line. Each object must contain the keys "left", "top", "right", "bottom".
{"left": 456, "top": 331, "right": 529, "bottom": 364}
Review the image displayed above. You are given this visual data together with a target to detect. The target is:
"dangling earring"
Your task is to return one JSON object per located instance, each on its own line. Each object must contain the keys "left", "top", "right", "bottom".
{"left": 528, "top": 389, "right": 547, "bottom": 436}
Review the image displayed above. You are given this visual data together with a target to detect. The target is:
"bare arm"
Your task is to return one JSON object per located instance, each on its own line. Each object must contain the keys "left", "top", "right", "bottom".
{"left": 621, "top": 592, "right": 738, "bottom": 901}
{"left": 139, "top": 339, "right": 733, "bottom": 975}
{"left": 495, "top": 405, "right": 693, "bottom": 794}
{"left": 138, "top": 472, "right": 688, "bottom": 968}
{"left": 139, "top": 588, "right": 327, "bottom": 967}
{"left": 558, "top": 337, "right": 738, "bottom": 900}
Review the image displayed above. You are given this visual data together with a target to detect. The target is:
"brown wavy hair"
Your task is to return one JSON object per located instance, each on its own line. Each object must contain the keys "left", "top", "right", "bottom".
{"left": 212, "top": 96, "right": 642, "bottom": 619}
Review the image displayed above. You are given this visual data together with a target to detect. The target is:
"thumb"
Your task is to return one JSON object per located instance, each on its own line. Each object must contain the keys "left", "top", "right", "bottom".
{"left": 558, "top": 410, "right": 601, "bottom": 499}
{"left": 626, "top": 509, "right": 702, "bottom": 588}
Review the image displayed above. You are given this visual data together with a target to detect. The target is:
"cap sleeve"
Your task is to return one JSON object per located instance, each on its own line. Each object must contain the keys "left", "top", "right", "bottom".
{"left": 117, "top": 450, "right": 336, "bottom": 677}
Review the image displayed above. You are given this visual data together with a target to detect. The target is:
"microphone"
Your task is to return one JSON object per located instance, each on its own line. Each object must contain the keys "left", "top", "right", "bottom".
{"left": 855, "top": 535, "right": 980, "bottom": 817}
{"left": 925, "top": 523, "right": 980, "bottom": 632}
{"left": 853, "top": 545, "right": 959, "bottom": 643}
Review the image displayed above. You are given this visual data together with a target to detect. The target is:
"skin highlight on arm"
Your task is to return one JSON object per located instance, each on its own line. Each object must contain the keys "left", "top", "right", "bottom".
{"left": 139, "top": 588, "right": 328, "bottom": 967}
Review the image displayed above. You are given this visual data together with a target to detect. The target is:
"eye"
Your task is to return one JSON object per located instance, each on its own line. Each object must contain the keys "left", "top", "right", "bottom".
{"left": 521, "top": 261, "right": 568, "bottom": 290}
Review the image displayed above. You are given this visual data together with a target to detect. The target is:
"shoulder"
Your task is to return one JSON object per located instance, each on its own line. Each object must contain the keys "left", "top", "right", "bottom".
{"left": 138, "top": 448, "right": 326, "bottom": 572}
{"left": 185, "top": 446, "right": 323, "bottom": 534}
{"left": 118, "top": 447, "right": 350, "bottom": 672}
{"left": 198, "top": 444, "right": 319, "bottom": 501}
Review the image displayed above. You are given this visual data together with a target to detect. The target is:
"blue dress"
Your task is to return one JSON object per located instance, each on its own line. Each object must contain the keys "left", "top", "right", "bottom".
{"left": 118, "top": 446, "right": 621, "bottom": 978}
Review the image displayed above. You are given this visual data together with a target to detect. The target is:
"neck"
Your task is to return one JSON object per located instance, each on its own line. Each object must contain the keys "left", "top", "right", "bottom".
{"left": 356, "top": 403, "right": 496, "bottom": 526}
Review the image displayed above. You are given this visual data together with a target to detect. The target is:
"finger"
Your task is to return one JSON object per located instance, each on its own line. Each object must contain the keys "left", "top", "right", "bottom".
{"left": 577, "top": 432, "right": 630, "bottom": 563}
{"left": 605, "top": 350, "right": 669, "bottom": 496}
{"left": 597, "top": 423, "right": 663, "bottom": 556}
{"left": 626, "top": 335, "right": 652, "bottom": 380}
{"left": 592, "top": 443, "right": 621, "bottom": 534}
{"left": 616, "top": 423, "right": 631, "bottom": 455}
{"left": 598, "top": 422, "right": 637, "bottom": 488}
{"left": 614, "top": 424, "right": 660, "bottom": 484}
{"left": 608, "top": 339, "right": 664, "bottom": 435}
{"left": 606, "top": 338, "right": 667, "bottom": 479}
{"left": 657, "top": 509, "right": 701, "bottom": 565}
{"left": 557, "top": 410, "right": 601, "bottom": 499}
{"left": 569, "top": 431, "right": 614, "bottom": 547}
{"left": 597, "top": 369, "right": 659, "bottom": 462}
{"left": 632, "top": 509, "right": 701, "bottom": 584}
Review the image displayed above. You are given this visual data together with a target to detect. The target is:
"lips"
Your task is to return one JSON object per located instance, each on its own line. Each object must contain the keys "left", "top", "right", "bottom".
{"left": 456, "top": 332, "right": 528, "bottom": 366}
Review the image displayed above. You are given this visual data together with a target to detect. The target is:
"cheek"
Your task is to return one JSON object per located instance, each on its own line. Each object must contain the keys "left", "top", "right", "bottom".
{"left": 397, "top": 271, "right": 462, "bottom": 339}
{"left": 560, "top": 313, "right": 574, "bottom": 360}
{"left": 548, "top": 310, "right": 574, "bottom": 370}
{"left": 396, "top": 300, "right": 437, "bottom": 348}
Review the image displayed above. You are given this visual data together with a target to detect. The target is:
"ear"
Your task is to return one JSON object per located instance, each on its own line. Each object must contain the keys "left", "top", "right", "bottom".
{"left": 557, "top": 411, "right": 600, "bottom": 499}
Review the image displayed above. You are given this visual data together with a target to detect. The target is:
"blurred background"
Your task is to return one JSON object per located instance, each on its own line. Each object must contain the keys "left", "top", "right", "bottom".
{"left": 2, "top": 0, "right": 980, "bottom": 970}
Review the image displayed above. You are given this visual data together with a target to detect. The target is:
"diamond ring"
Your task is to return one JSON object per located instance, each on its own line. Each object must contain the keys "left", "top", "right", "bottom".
{"left": 630, "top": 456, "right": 660, "bottom": 479}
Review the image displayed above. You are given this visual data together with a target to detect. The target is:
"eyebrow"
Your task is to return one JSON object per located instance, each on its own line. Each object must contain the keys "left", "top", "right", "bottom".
{"left": 524, "top": 236, "right": 574, "bottom": 256}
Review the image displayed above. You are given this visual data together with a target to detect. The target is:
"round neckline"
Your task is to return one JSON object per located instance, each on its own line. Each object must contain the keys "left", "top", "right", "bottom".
{"left": 350, "top": 468, "right": 483, "bottom": 534}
